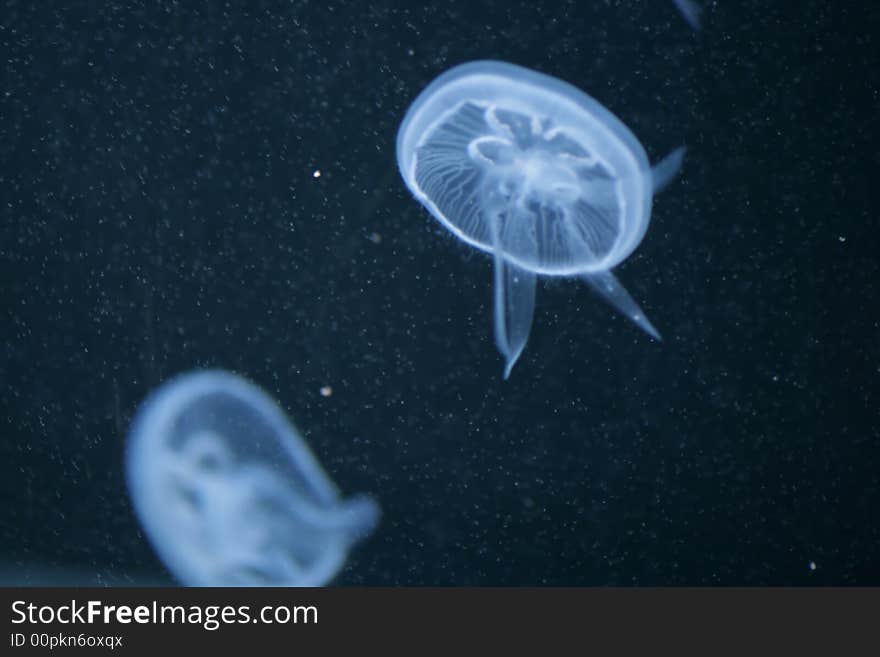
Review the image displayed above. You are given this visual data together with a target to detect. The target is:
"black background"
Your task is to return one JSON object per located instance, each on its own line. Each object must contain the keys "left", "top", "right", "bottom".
{"left": 1, "top": 0, "right": 878, "bottom": 585}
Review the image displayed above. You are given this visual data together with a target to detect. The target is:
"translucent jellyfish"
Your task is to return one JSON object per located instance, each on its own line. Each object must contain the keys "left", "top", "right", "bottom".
{"left": 396, "top": 61, "right": 685, "bottom": 378}
{"left": 125, "top": 370, "right": 380, "bottom": 586}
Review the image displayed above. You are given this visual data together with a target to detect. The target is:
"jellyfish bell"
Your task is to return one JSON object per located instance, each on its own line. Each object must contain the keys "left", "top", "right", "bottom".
{"left": 397, "top": 60, "right": 685, "bottom": 378}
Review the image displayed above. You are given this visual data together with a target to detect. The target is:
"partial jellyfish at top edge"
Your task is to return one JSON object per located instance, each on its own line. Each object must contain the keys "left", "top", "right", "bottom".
{"left": 396, "top": 61, "right": 685, "bottom": 379}
{"left": 671, "top": 0, "right": 702, "bottom": 31}
{"left": 125, "top": 369, "right": 380, "bottom": 586}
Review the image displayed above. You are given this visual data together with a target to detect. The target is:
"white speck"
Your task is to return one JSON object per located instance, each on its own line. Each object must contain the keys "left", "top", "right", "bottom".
{"left": 838, "top": 235, "right": 846, "bottom": 242}
{"left": 809, "top": 561, "right": 817, "bottom": 571}
{"left": 319, "top": 386, "right": 333, "bottom": 397}
{"left": 312, "top": 170, "right": 321, "bottom": 178}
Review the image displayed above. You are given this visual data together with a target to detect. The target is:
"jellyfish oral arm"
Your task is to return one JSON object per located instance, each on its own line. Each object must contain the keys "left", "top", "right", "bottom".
{"left": 493, "top": 252, "right": 536, "bottom": 380}
{"left": 299, "top": 494, "right": 382, "bottom": 542}
{"left": 581, "top": 270, "right": 661, "bottom": 341}
{"left": 650, "top": 146, "right": 687, "bottom": 194}
{"left": 671, "top": 0, "right": 702, "bottom": 31}
{"left": 486, "top": 190, "right": 538, "bottom": 380}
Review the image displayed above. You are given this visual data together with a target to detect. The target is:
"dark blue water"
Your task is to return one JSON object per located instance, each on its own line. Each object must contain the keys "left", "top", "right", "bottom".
{"left": 1, "top": 0, "right": 877, "bottom": 585}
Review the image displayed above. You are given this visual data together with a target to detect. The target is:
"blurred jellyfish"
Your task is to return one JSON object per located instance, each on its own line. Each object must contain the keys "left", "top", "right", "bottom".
{"left": 397, "top": 61, "right": 684, "bottom": 378}
{"left": 125, "top": 370, "right": 380, "bottom": 586}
